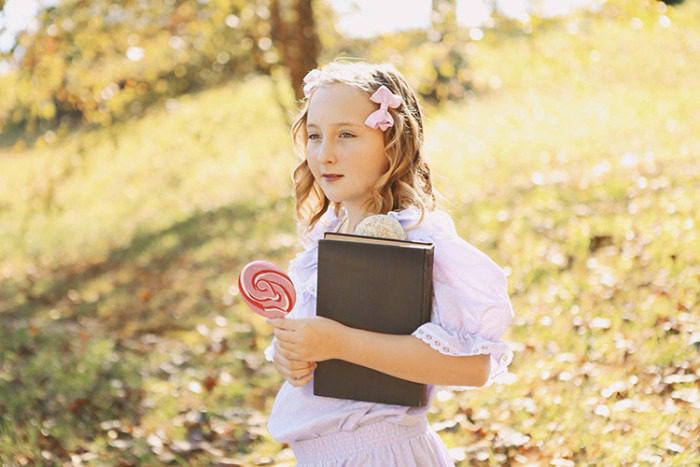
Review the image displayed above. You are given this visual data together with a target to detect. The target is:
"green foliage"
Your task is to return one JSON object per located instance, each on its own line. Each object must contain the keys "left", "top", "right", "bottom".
{"left": 328, "top": 28, "right": 474, "bottom": 105}
{"left": 1, "top": 0, "right": 281, "bottom": 133}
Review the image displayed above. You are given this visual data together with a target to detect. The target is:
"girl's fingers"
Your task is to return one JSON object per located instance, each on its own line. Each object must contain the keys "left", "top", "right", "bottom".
{"left": 271, "top": 342, "right": 316, "bottom": 383}
{"left": 290, "top": 371, "right": 314, "bottom": 387}
{"left": 279, "top": 353, "right": 310, "bottom": 371}
{"left": 273, "top": 327, "right": 299, "bottom": 343}
{"left": 273, "top": 352, "right": 303, "bottom": 380}
{"left": 288, "top": 359, "right": 311, "bottom": 371}
{"left": 274, "top": 344, "right": 311, "bottom": 369}
{"left": 276, "top": 340, "right": 292, "bottom": 354}
{"left": 276, "top": 358, "right": 315, "bottom": 386}
{"left": 280, "top": 363, "right": 312, "bottom": 381}
{"left": 291, "top": 367, "right": 311, "bottom": 379}
{"left": 277, "top": 340, "right": 302, "bottom": 358}
{"left": 267, "top": 319, "right": 295, "bottom": 331}
{"left": 280, "top": 348, "right": 305, "bottom": 364}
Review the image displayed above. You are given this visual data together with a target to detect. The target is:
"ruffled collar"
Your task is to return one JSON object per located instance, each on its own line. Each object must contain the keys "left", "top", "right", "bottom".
{"left": 387, "top": 206, "right": 424, "bottom": 232}
{"left": 389, "top": 207, "right": 456, "bottom": 242}
{"left": 291, "top": 206, "right": 454, "bottom": 275}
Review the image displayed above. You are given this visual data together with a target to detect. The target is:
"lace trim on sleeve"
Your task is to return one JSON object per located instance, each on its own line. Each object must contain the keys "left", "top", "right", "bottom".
{"left": 412, "top": 322, "right": 513, "bottom": 386}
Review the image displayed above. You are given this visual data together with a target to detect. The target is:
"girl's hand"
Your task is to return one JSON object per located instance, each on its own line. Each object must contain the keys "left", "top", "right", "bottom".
{"left": 271, "top": 341, "right": 317, "bottom": 387}
{"left": 266, "top": 316, "right": 347, "bottom": 362}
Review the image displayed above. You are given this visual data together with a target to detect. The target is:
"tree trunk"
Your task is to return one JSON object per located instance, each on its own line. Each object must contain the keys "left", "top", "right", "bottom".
{"left": 289, "top": 0, "right": 319, "bottom": 101}
{"left": 270, "top": 0, "right": 320, "bottom": 102}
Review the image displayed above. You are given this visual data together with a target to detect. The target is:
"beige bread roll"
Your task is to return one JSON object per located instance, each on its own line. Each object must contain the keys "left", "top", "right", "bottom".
{"left": 354, "top": 214, "right": 407, "bottom": 240}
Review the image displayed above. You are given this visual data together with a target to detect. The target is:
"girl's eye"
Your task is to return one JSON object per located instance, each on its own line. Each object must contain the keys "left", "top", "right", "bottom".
{"left": 308, "top": 134, "right": 320, "bottom": 141}
{"left": 340, "top": 132, "right": 355, "bottom": 138}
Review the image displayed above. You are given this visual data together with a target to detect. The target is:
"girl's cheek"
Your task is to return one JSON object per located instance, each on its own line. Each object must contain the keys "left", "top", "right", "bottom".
{"left": 306, "top": 148, "right": 319, "bottom": 164}
{"left": 305, "top": 153, "right": 316, "bottom": 169}
{"left": 308, "top": 163, "right": 323, "bottom": 182}
{"left": 308, "top": 157, "right": 320, "bottom": 174}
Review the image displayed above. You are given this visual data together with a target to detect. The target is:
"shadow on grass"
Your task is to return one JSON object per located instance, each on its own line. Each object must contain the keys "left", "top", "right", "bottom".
{"left": 0, "top": 196, "right": 295, "bottom": 462}
{"left": 2, "top": 196, "right": 295, "bottom": 332}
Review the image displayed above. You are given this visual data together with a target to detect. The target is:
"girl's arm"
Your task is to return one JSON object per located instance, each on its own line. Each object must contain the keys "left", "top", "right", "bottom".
{"left": 267, "top": 317, "right": 490, "bottom": 387}
{"left": 346, "top": 328, "right": 491, "bottom": 387}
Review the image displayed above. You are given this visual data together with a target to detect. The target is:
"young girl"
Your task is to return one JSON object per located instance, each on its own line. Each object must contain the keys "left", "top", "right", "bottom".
{"left": 264, "top": 61, "right": 514, "bottom": 466}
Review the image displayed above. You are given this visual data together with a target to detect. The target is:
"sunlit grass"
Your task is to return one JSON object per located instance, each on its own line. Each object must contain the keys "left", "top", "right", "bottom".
{"left": 0, "top": 76, "right": 296, "bottom": 270}
{"left": 422, "top": 7, "right": 699, "bottom": 465}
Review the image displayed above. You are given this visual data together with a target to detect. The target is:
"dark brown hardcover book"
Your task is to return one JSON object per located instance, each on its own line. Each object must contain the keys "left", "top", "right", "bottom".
{"left": 313, "top": 232, "right": 434, "bottom": 407}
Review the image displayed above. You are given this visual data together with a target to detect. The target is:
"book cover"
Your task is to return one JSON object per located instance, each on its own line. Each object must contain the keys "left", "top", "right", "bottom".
{"left": 313, "top": 232, "right": 434, "bottom": 407}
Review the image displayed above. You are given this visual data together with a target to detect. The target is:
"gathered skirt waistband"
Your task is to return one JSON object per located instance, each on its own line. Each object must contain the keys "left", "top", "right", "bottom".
{"left": 290, "top": 417, "right": 431, "bottom": 464}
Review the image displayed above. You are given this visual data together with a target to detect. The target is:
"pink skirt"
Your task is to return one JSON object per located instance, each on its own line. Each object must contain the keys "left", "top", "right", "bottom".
{"left": 289, "top": 417, "right": 455, "bottom": 466}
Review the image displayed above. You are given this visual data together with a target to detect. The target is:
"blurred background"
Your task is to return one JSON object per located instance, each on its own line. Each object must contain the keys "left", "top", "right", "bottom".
{"left": 1, "top": 0, "right": 699, "bottom": 465}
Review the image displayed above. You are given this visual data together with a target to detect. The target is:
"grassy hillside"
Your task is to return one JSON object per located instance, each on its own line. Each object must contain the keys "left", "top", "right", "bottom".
{"left": 1, "top": 2, "right": 699, "bottom": 465}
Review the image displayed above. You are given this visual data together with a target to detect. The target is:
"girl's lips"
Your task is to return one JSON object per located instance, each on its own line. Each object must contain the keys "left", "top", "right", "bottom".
{"left": 323, "top": 175, "right": 343, "bottom": 182}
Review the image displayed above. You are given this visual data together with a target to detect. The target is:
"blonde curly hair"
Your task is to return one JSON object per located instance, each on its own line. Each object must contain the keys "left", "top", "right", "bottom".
{"left": 291, "top": 61, "right": 436, "bottom": 234}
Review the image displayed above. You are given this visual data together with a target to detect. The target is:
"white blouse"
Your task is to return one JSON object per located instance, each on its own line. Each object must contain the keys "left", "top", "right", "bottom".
{"left": 264, "top": 206, "right": 514, "bottom": 443}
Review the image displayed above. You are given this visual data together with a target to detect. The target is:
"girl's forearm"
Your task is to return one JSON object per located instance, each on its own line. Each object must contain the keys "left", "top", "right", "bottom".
{"left": 333, "top": 326, "right": 490, "bottom": 387}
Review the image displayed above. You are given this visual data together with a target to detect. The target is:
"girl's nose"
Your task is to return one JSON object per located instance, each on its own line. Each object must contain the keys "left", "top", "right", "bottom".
{"left": 318, "top": 139, "right": 336, "bottom": 163}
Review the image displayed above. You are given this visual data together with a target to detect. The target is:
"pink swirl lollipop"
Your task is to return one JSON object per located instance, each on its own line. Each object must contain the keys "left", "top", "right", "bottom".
{"left": 237, "top": 260, "right": 295, "bottom": 319}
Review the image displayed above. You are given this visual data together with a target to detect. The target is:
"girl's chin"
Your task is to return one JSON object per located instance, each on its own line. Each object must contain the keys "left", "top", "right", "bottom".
{"left": 318, "top": 188, "right": 343, "bottom": 203}
{"left": 316, "top": 193, "right": 337, "bottom": 204}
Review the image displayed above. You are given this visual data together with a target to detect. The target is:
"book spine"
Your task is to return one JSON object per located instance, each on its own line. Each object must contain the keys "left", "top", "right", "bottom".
{"left": 422, "top": 248, "right": 434, "bottom": 324}
{"left": 418, "top": 248, "right": 435, "bottom": 406}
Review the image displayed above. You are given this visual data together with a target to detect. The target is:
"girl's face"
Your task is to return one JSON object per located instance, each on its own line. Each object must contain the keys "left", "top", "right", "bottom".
{"left": 305, "top": 83, "right": 389, "bottom": 215}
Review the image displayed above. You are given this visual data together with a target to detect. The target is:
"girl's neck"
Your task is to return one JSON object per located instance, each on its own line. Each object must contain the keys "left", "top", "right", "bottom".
{"left": 337, "top": 205, "right": 369, "bottom": 234}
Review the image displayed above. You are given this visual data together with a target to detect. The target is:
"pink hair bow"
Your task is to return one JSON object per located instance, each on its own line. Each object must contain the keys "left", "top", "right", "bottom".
{"left": 303, "top": 69, "right": 321, "bottom": 98}
{"left": 365, "top": 85, "right": 402, "bottom": 131}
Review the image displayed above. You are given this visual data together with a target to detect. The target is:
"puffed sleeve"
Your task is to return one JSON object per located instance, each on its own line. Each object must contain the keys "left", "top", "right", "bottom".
{"left": 406, "top": 212, "right": 514, "bottom": 389}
